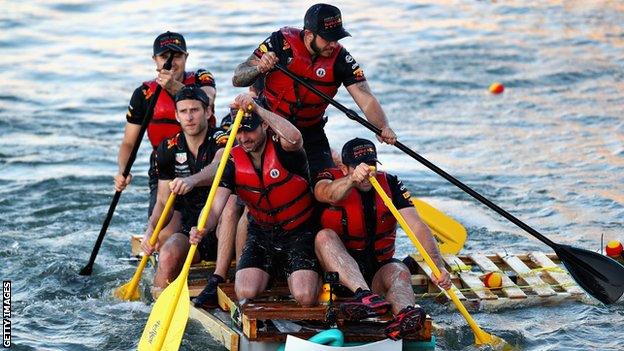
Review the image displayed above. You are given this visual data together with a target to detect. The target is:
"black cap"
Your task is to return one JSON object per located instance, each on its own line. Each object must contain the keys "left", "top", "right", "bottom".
{"left": 153, "top": 31, "right": 187, "bottom": 56}
{"left": 304, "top": 4, "right": 351, "bottom": 42}
{"left": 239, "top": 111, "right": 262, "bottom": 132}
{"left": 341, "top": 138, "right": 379, "bottom": 166}
{"left": 174, "top": 86, "right": 210, "bottom": 107}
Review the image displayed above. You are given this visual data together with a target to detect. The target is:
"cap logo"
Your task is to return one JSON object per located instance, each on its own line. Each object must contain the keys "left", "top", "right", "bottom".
{"left": 323, "top": 15, "right": 342, "bottom": 30}
{"left": 316, "top": 68, "right": 326, "bottom": 78}
{"left": 160, "top": 38, "right": 181, "bottom": 46}
{"left": 269, "top": 169, "right": 280, "bottom": 179}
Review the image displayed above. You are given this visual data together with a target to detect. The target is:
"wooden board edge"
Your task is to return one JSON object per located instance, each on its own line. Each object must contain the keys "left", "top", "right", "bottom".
{"left": 189, "top": 306, "right": 240, "bottom": 351}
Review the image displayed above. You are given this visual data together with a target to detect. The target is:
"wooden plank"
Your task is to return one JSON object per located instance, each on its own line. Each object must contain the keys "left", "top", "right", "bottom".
{"left": 497, "top": 253, "right": 556, "bottom": 297}
{"left": 242, "top": 315, "right": 257, "bottom": 340}
{"left": 470, "top": 253, "right": 526, "bottom": 299}
{"left": 414, "top": 255, "right": 466, "bottom": 300}
{"left": 189, "top": 306, "right": 239, "bottom": 351}
{"left": 457, "top": 271, "right": 498, "bottom": 300}
{"left": 528, "top": 251, "right": 584, "bottom": 295}
{"left": 131, "top": 235, "right": 142, "bottom": 257}
{"left": 443, "top": 254, "right": 472, "bottom": 272}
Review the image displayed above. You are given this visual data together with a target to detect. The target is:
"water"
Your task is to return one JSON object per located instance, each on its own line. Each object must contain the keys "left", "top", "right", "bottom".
{"left": 1, "top": 1, "right": 623, "bottom": 350}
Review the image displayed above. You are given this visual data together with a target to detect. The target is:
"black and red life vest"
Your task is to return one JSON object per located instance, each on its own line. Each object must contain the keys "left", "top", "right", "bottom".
{"left": 143, "top": 72, "right": 207, "bottom": 148}
{"left": 231, "top": 137, "right": 314, "bottom": 231}
{"left": 320, "top": 168, "right": 397, "bottom": 262}
{"left": 264, "top": 27, "right": 341, "bottom": 129}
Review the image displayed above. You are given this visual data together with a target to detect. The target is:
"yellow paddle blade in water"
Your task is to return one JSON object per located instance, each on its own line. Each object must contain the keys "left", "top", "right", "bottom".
{"left": 138, "top": 275, "right": 191, "bottom": 351}
{"left": 411, "top": 198, "right": 467, "bottom": 254}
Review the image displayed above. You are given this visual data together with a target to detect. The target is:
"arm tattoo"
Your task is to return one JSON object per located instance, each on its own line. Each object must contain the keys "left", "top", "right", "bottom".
{"left": 354, "top": 81, "right": 373, "bottom": 95}
{"left": 232, "top": 55, "right": 260, "bottom": 87}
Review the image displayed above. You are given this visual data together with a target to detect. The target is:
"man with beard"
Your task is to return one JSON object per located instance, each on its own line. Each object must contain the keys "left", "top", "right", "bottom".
{"left": 232, "top": 4, "right": 396, "bottom": 178}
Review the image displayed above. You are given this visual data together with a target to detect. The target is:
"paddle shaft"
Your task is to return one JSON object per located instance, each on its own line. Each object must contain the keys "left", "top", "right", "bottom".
{"left": 80, "top": 55, "right": 175, "bottom": 276}
{"left": 123, "top": 192, "right": 176, "bottom": 299}
{"left": 369, "top": 175, "right": 493, "bottom": 344}
{"left": 267, "top": 60, "right": 557, "bottom": 250}
{"left": 151, "top": 109, "right": 245, "bottom": 351}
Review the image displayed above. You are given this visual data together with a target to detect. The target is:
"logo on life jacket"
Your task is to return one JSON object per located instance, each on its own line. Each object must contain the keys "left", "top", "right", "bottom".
{"left": 316, "top": 68, "right": 326, "bottom": 78}
{"left": 175, "top": 152, "right": 187, "bottom": 164}
{"left": 269, "top": 168, "right": 280, "bottom": 179}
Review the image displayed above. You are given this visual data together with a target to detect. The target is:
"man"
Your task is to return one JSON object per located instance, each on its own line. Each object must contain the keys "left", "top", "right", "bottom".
{"left": 314, "top": 138, "right": 451, "bottom": 340}
{"left": 188, "top": 93, "right": 320, "bottom": 307}
{"left": 114, "top": 31, "right": 217, "bottom": 217}
{"left": 141, "top": 87, "right": 233, "bottom": 301}
{"left": 232, "top": 3, "right": 397, "bottom": 178}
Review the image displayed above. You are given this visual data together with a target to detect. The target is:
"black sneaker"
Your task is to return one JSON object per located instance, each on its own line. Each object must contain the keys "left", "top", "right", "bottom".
{"left": 340, "top": 288, "right": 391, "bottom": 321}
{"left": 384, "top": 305, "right": 426, "bottom": 340}
{"left": 193, "top": 274, "right": 224, "bottom": 309}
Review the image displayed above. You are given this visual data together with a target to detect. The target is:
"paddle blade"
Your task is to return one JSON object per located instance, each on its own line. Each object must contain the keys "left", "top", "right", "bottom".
{"left": 555, "top": 244, "right": 624, "bottom": 304}
{"left": 138, "top": 280, "right": 190, "bottom": 351}
{"left": 113, "top": 281, "right": 140, "bottom": 301}
{"left": 79, "top": 264, "right": 93, "bottom": 276}
{"left": 411, "top": 198, "right": 467, "bottom": 254}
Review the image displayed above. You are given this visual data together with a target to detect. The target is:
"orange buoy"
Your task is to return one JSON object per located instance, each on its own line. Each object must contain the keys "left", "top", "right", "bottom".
{"left": 605, "top": 240, "right": 623, "bottom": 258}
{"left": 489, "top": 82, "right": 505, "bottom": 94}
{"left": 483, "top": 271, "right": 503, "bottom": 289}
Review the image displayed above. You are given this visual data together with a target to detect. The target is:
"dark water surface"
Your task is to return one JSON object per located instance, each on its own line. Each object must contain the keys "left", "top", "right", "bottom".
{"left": 1, "top": 1, "right": 623, "bottom": 350}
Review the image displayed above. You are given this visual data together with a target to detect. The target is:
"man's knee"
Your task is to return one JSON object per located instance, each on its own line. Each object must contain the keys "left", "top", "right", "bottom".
{"left": 235, "top": 283, "right": 263, "bottom": 300}
{"left": 315, "top": 229, "right": 339, "bottom": 249}
{"left": 158, "top": 235, "right": 187, "bottom": 271}
{"left": 291, "top": 286, "right": 318, "bottom": 307}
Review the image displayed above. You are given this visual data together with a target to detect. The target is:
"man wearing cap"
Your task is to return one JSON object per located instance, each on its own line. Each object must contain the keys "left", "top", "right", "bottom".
{"left": 232, "top": 3, "right": 397, "bottom": 178}
{"left": 115, "top": 31, "right": 217, "bottom": 218}
{"left": 313, "top": 138, "right": 451, "bottom": 339}
{"left": 140, "top": 86, "right": 233, "bottom": 298}
{"left": 186, "top": 92, "right": 321, "bottom": 307}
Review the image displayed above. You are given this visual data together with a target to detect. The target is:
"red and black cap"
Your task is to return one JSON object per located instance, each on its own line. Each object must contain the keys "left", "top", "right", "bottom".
{"left": 304, "top": 4, "right": 351, "bottom": 42}
{"left": 153, "top": 31, "right": 187, "bottom": 56}
{"left": 341, "top": 138, "right": 379, "bottom": 166}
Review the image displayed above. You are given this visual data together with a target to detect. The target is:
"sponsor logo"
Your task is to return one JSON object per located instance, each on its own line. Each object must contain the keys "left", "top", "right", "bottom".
{"left": 167, "top": 136, "right": 179, "bottom": 149}
{"left": 197, "top": 71, "right": 213, "bottom": 83}
{"left": 345, "top": 55, "right": 354, "bottom": 63}
{"left": 316, "top": 68, "right": 326, "bottom": 78}
{"left": 175, "top": 152, "right": 187, "bottom": 164}
{"left": 282, "top": 39, "right": 290, "bottom": 50}
{"left": 323, "top": 15, "right": 342, "bottom": 30}
{"left": 351, "top": 63, "right": 359, "bottom": 70}
{"left": 269, "top": 169, "right": 280, "bottom": 179}
{"left": 143, "top": 86, "right": 153, "bottom": 100}
{"left": 259, "top": 43, "right": 268, "bottom": 53}
{"left": 353, "top": 67, "right": 365, "bottom": 80}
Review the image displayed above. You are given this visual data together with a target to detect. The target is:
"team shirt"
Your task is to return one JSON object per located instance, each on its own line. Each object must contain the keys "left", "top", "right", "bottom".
{"left": 125, "top": 69, "right": 216, "bottom": 125}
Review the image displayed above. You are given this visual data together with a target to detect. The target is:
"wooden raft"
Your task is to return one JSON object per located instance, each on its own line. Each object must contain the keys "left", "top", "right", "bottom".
{"left": 409, "top": 251, "right": 586, "bottom": 310}
{"left": 215, "top": 283, "right": 432, "bottom": 343}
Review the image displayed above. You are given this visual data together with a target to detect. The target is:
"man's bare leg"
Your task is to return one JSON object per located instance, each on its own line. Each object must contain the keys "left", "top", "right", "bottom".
{"left": 235, "top": 267, "right": 270, "bottom": 302}
{"left": 153, "top": 232, "right": 191, "bottom": 288}
{"left": 235, "top": 208, "right": 249, "bottom": 262}
{"left": 214, "top": 195, "right": 241, "bottom": 278}
{"left": 314, "top": 229, "right": 369, "bottom": 292}
{"left": 371, "top": 262, "right": 415, "bottom": 314}
{"left": 287, "top": 270, "right": 320, "bottom": 307}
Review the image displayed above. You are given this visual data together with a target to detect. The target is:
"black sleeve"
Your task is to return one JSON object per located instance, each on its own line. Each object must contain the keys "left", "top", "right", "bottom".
{"left": 125, "top": 85, "right": 149, "bottom": 125}
{"left": 314, "top": 168, "right": 337, "bottom": 187}
{"left": 253, "top": 31, "right": 290, "bottom": 68}
{"left": 333, "top": 47, "right": 367, "bottom": 87}
{"left": 387, "top": 174, "right": 412, "bottom": 210}
{"left": 195, "top": 69, "right": 216, "bottom": 88}
{"left": 155, "top": 140, "right": 175, "bottom": 181}
{"left": 218, "top": 158, "right": 236, "bottom": 191}
{"left": 273, "top": 137, "right": 310, "bottom": 183}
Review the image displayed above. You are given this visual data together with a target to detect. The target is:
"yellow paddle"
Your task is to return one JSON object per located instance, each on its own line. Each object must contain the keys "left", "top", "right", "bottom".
{"left": 114, "top": 192, "right": 177, "bottom": 301}
{"left": 411, "top": 198, "right": 466, "bottom": 255}
{"left": 138, "top": 109, "right": 245, "bottom": 351}
{"left": 369, "top": 171, "right": 510, "bottom": 349}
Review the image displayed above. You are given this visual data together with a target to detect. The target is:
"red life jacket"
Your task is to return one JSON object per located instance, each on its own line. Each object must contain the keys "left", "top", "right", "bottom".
{"left": 320, "top": 169, "right": 397, "bottom": 262}
{"left": 231, "top": 137, "right": 314, "bottom": 231}
{"left": 143, "top": 72, "right": 216, "bottom": 148}
{"left": 264, "top": 27, "right": 341, "bottom": 129}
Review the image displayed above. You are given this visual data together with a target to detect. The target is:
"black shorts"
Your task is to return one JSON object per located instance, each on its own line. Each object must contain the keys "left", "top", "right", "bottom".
{"left": 180, "top": 223, "right": 218, "bottom": 262}
{"left": 237, "top": 220, "right": 320, "bottom": 280}
{"left": 301, "top": 126, "right": 335, "bottom": 179}
{"left": 349, "top": 250, "right": 401, "bottom": 285}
